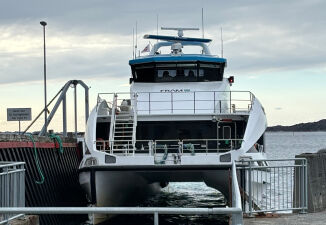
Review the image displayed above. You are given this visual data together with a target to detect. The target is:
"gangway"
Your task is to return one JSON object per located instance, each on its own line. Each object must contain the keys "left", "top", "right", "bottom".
{"left": 23, "top": 80, "right": 89, "bottom": 137}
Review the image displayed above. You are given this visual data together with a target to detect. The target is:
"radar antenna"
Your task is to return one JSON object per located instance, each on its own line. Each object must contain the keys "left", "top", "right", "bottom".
{"left": 161, "top": 27, "right": 199, "bottom": 37}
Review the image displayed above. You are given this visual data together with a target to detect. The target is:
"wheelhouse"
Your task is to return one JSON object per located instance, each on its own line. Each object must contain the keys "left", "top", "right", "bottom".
{"left": 129, "top": 57, "right": 227, "bottom": 83}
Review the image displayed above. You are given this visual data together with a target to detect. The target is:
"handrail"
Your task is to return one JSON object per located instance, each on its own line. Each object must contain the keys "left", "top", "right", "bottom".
{"left": 132, "top": 93, "right": 138, "bottom": 153}
{"left": 95, "top": 138, "right": 243, "bottom": 154}
{"left": 108, "top": 94, "right": 117, "bottom": 152}
{"left": 0, "top": 207, "right": 243, "bottom": 225}
{"left": 232, "top": 162, "right": 242, "bottom": 208}
{"left": 232, "top": 161, "right": 243, "bottom": 225}
{"left": 98, "top": 91, "right": 254, "bottom": 115}
{"left": 0, "top": 207, "right": 243, "bottom": 214}
{"left": 0, "top": 162, "right": 26, "bottom": 168}
{"left": 98, "top": 91, "right": 254, "bottom": 95}
{"left": 95, "top": 138, "right": 243, "bottom": 143}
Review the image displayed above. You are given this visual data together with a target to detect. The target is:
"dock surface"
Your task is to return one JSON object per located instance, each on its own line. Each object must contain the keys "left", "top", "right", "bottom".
{"left": 244, "top": 211, "right": 326, "bottom": 225}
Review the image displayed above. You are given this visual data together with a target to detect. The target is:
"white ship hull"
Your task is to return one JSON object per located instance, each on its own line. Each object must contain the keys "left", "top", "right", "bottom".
{"left": 79, "top": 170, "right": 161, "bottom": 224}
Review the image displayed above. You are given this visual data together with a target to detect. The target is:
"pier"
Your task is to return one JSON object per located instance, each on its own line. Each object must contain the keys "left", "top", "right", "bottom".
{"left": 0, "top": 133, "right": 87, "bottom": 225}
{"left": 2, "top": 142, "right": 326, "bottom": 224}
{"left": 244, "top": 150, "right": 326, "bottom": 224}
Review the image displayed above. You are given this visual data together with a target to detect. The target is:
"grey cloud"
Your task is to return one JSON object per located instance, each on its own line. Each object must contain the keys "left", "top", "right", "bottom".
{"left": 0, "top": 47, "right": 132, "bottom": 84}
{"left": 1, "top": 0, "right": 326, "bottom": 84}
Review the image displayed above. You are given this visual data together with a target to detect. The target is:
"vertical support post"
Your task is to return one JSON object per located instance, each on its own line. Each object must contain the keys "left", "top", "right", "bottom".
{"left": 216, "top": 121, "right": 220, "bottom": 152}
{"left": 154, "top": 212, "right": 159, "bottom": 225}
{"left": 74, "top": 84, "right": 78, "bottom": 138}
{"left": 4, "top": 166, "right": 9, "bottom": 222}
{"left": 154, "top": 141, "right": 157, "bottom": 157}
{"left": 248, "top": 161, "right": 253, "bottom": 216}
{"left": 148, "top": 140, "right": 153, "bottom": 156}
{"left": 300, "top": 159, "right": 306, "bottom": 213}
{"left": 85, "top": 86, "right": 89, "bottom": 123}
{"left": 12, "top": 166, "right": 17, "bottom": 208}
{"left": 229, "top": 91, "right": 232, "bottom": 113}
{"left": 132, "top": 92, "right": 138, "bottom": 154}
{"left": 21, "top": 164, "right": 25, "bottom": 207}
{"left": 213, "top": 92, "right": 216, "bottom": 113}
{"left": 40, "top": 21, "right": 48, "bottom": 135}
{"left": 206, "top": 139, "right": 208, "bottom": 153}
{"left": 149, "top": 92, "right": 151, "bottom": 115}
{"left": 63, "top": 95, "right": 67, "bottom": 137}
{"left": 193, "top": 92, "right": 196, "bottom": 114}
{"left": 219, "top": 100, "right": 222, "bottom": 113}
{"left": 171, "top": 92, "right": 173, "bottom": 114}
{"left": 304, "top": 159, "right": 308, "bottom": 211}
{"left": 109, "top": 94, "right": 117, "bottom": 151}
{"left": 18, "top": 120, "right": 21, "bottom": 135}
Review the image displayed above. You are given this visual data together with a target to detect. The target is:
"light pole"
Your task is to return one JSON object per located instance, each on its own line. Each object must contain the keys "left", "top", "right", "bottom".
{"left": 40, "top": 21, "right": 47, "bottom": 135}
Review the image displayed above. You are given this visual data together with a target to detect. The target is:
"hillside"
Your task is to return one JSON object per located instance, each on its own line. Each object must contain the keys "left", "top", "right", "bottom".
{"left": 267, "top": 119, "right": 326, "bottom": 132}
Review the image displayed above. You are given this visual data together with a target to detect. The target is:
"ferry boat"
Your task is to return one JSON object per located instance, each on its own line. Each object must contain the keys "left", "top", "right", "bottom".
{"left": 78, "top": 28, "right": 267, "bottom": 224}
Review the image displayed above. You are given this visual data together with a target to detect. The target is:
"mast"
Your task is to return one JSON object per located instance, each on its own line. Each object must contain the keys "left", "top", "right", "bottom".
{"left": 132, "top": 28, "right": 135, "bottom": 59}
{"left": 201, "top": 8, "right": 204, "bottom": 38}
{"left": 221, "top": 27, "right": 223, "bottom": 58}
{"left": 156, "top": 14, "right": 159, "bottom": 43}
{"left": 135, "top": 21, "right": 138, "bottom": 58}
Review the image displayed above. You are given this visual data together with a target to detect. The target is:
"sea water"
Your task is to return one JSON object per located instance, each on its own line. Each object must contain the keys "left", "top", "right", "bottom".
{"left": 89, "top": 132, "right": 326, "bottom": 225}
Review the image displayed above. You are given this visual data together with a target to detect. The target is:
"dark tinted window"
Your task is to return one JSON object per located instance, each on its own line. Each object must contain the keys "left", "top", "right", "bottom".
{"left": 132, "top": 62, "right": 224, "bottom": 82}
{"left": 198, "top": 63, "right": 223, "bottom": 81}
{"left": 133, "top": 64, "right": 155, "bottom": 82}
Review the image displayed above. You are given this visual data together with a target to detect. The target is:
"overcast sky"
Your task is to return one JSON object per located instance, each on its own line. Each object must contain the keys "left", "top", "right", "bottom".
{"left": 1, "top": 0, "right": 326, "bottom": 132}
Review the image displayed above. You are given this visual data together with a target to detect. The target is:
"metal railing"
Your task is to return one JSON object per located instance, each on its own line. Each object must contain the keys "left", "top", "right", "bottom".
{"left": 98, "top": 91, "right": 254, "bottom": 115}
{"left": 108, "top": 94, "right": 117, "bottom": 150}
{"left": 0, "top": 161, "right": 243, "bottom": 225}
{"left": 131, "top": 93, "right": 138, "bottom": 150}
{"left": 95, "top": 138, "right": 243, "bottom": 156}
{"left": 231, "top": 161, "right": 244, "bottom": 224}
{"left": 237, "top": 159, "right": 307, "bottom": 215}
{"left": 0, "top": 162, "right": 25, "bottom": 225}
{"left": 0, "top": 206, "right": 243, "bottom": 225}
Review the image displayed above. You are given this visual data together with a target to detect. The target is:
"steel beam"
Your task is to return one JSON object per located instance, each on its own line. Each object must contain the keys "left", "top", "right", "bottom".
{"left": 62, "top": 95, "right": 67, "bottom": 137}
{"left": 38, "top": 80, "right": 90, "bottom": 137}
{"left": 0, "top": 207, "right": 243, "bottom": 214}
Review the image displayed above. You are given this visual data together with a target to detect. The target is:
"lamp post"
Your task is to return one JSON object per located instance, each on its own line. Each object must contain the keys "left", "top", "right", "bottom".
{"left": 40, "top": 21, "right": 47, "bottom": 135}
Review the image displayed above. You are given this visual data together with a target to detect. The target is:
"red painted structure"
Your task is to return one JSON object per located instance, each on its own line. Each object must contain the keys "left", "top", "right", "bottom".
{"left": 0, "top": 135, "right": 86, "bottom": 225}
{"left": 0, "top": 141, "right": 76, "bottom": 149}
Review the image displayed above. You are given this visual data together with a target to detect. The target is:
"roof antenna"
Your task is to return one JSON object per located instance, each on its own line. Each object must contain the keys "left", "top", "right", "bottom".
{"left": 135, "top": 21, "right": 138, "bottom": 58}
{"left": 201, "top": 8, "right": 204, "bottom": 38}
{"left": 221, "top": 27, "right": 223, "bottom": 58}
{"left": 156, "top": 14, "right": 159, "bottom": 43}
{"left": 132, "top": 28, "right": 135, "bottom": 59}
{"left": 161, "top": 27, "right": 199, "bottom": 37}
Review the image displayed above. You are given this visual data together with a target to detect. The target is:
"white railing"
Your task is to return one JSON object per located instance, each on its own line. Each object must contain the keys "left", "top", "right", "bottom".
{"left": 0, "top": 206, "right": 243, "bottom": 225}
{"left": 95, "top": 138, "right": 243, "bottom": 156}
{"left": 132, "top": 93, "right": 138, "bottom": 152}
{"left": 237, "top": 159, "right": 307, "bottom": 216}
{"left": 232, "top": 161, "right": 244, "bottom": 225}
{"left": 0, "top": 162, "right": 25, "bottom": 225}
{"left": 108, "top": 94, "right": 117, "bottom": 150}
{"left": 98, "top": 91, "right": 254, "bottom": 115}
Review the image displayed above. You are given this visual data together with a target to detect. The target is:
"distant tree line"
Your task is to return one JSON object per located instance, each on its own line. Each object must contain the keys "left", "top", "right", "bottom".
{"left": 267, "top": 119, "right": 326, "bottom": 132}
